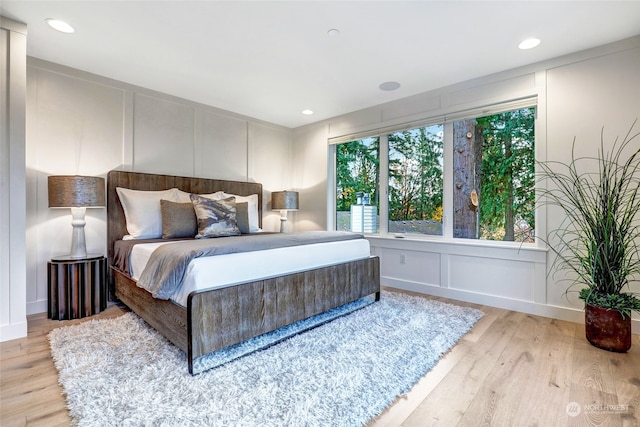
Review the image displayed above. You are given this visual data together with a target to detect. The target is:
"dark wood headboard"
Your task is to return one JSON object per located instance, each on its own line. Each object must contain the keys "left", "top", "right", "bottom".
{"left": 106, "top": 170, "right": 263, "bottom": 268}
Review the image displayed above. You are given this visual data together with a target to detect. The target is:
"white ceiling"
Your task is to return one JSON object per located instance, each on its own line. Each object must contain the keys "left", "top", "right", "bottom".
{"left": 2, "top": 1, "right": 640, "bottom": 128}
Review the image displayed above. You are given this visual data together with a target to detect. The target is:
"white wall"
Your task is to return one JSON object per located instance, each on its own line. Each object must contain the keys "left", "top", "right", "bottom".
{"left": 23, "top": 59, "right": 292, "bottom": 317}
{"left": 293, "top": 36, "right": 640, "bottom": 332}
{"left": 291, "top": 124, "right": 330, "bottom": 231}
{"left": 0, "top": 17, "right": 27, "bottom": 341}
{"left": 544, "top": 41, "right": 640, "bottom": 312}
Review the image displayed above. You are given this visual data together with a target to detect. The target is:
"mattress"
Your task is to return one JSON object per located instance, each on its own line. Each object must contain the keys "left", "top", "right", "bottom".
{"left": 129, "top": 238, "right": 371, "bottom": 306}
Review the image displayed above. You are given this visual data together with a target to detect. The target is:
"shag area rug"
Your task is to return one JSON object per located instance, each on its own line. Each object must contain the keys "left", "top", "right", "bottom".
{"left": 49, "top": 291, "right": 483, "bottom": 426}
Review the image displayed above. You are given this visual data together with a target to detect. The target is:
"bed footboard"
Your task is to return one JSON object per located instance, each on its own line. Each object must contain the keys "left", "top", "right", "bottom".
{"left": 188, "top": 256, "right": 380, "bottom": 372}
{"left": 114, "top": 256, "right": 380, "bottom": 375}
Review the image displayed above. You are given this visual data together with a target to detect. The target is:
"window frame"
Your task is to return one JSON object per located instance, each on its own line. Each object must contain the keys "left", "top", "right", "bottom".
{"left": 329, "top": 97, "right": 539, "bottom": 247}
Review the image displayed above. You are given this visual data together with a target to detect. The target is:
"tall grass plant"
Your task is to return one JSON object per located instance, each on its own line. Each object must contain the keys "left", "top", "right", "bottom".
{"left": 538, "top": 120, "right": 640, "bottom": 318}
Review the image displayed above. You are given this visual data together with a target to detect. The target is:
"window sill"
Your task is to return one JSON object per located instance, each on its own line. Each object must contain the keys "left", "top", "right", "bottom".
{"left": 365, "top": 233, "right": 547, "bottom": 262}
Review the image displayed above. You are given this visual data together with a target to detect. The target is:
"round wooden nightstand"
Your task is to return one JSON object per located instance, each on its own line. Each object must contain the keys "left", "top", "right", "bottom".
{"left": 47, "top": 254, "right": 107, "bottom": 320}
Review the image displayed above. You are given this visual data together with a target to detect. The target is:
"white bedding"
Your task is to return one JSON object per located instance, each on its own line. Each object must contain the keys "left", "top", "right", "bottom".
{"left": 130, "top": 238, "right": 371, "bottom": 307}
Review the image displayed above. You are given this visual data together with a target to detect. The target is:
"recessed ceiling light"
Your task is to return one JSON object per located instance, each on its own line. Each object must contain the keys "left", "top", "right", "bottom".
{"left": 46, "top": 18, "right": 75, "bottom": 33}
{"left": 518, "top": 38, "right": 540, "bottom": 50}
{"left": 379, "top": 81, "right": 401, "bottom": 91}
{"left": 327, "top": 29, "right": 340, "bottom": 37}
{"left": 302, "top": 109, "right": 314, "bottom": 115}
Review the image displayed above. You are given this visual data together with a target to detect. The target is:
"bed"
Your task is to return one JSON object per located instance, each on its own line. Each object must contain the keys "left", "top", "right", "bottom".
{"left": 107, "top": 170, "right": 380, "bottom": 374}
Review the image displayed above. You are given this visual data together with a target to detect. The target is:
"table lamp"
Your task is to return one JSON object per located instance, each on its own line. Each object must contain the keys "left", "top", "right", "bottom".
{"left": 271, "top": 190, "right": 299, "bottom": 233}
{"left": 48, "top": 175, "right": 106, "bottom": 259}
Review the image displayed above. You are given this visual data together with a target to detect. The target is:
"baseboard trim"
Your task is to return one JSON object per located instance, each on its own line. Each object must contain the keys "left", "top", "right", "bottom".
{"left": 0, "top": 320, "right": 28, "bottom": 342}
{"left": 382, "top": 277, "right": 640, "bottom": 334}
{"left": 27, "top": 299, "right": 48, "bottom": 316}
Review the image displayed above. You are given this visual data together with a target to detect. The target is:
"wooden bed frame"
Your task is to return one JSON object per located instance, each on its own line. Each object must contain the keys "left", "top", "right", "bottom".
{"left": 107, "top": 170, "right": 380, "bottom": 374}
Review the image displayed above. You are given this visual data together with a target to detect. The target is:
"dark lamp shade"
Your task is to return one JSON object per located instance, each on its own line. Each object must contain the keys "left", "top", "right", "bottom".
{"left": 48, "top": 175, "right": 106, "bottom": 208}
{"left": 271, "top": 191, "right": 299, "bottom": 211}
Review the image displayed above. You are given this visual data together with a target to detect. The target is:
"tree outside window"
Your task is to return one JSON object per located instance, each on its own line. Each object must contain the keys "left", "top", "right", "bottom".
{"left": 453, "top": 108, "right": 535, "bottom": 242}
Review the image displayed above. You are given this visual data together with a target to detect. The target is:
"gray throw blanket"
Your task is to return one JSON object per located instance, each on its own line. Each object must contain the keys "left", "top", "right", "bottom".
{"left": 137, "top": 231, "right": 364, "bottom": 299}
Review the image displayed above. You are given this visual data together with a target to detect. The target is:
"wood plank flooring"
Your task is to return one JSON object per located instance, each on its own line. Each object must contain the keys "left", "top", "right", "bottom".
{"left": 1, "top": 289, "right": 638, "bottom": 427}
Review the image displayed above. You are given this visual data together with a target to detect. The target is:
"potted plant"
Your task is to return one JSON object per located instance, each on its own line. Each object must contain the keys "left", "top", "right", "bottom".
{"left": 538, "top": 120, "right": 640, "bottom": 352}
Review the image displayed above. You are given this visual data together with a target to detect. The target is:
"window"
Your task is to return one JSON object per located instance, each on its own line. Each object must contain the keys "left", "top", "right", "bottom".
{"left": 452, "top": 108, "right": 535, "bottom": 242}
{"left": 333, "top": 104, "right": 535, "bottom": 243}
{"left": 335, "top": 137, "right": 379, "bottom": 232}
{"left": 388, "top": 125, "right": 443, "bottom": 235}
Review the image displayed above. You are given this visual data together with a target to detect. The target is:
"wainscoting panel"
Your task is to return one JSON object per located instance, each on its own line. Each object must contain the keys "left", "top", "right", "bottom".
{"left": 369, "top": 236, "right": 546, "bottom": 310}
{"left": 133, "top": 93, "right": 196, "bottom": 177}
{"left": 378, "top": 247, "right": 441, "bottom": 287}
{"left": 447, "top": 254, "right": 535, "bottom": 302}
{"left": 195, "top": 110, "right": 248, "bottom": 181}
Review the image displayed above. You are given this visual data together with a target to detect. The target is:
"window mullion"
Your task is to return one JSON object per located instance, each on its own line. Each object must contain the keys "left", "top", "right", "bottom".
{"left": 442, "top": 122, "right": 454, "bottom": 239}
{"left": 327, "top": 144, "right": 337, "bottom": 231}
{"left": 378, "top": 134, "right": 389, "bottom": 235}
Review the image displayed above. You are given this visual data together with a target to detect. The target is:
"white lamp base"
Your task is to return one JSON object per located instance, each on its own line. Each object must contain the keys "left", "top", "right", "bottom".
{"left": 69, "top": 207, "right": 88, "bottom": 259}
{"left": 279, "top": 210, "right": 289, "bottom": 233}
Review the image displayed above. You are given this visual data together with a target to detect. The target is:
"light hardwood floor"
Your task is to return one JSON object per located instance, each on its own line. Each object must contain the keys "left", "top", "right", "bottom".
{"left": 1, "top": 289, "right": 639, "bottom": 427}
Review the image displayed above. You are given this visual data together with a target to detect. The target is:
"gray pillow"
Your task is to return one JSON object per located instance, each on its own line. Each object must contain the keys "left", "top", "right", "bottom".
{"left": 160, "top": 200, "right": 197, "bottom": 239}
{"left": 236, "top": 202, "right": 250, "bottom": 234}
{"left": 190, "top": 194, "right": 241, "bottom": 238}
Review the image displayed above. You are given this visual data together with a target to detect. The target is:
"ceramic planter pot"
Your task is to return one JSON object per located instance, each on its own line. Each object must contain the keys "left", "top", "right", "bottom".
{"left": 585, "top": 303, "right": 631, "bottom": 352}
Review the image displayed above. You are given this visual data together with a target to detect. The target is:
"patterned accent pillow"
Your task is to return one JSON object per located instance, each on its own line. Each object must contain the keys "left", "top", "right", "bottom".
{"left": 210, "top": 192, "right": 260, "bottom": 232}
{"left": 190, "top": 194, "right": 241, "bottom": 238}
{"left": 160, "top": 200, "right": 197, "bottom": 239}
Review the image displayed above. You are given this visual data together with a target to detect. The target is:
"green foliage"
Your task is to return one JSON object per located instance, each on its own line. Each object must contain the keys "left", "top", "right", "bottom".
{"left": 538, "top": 120, "right": 640, "bottom": 315}
{"left": 388, "top": 126, "right": 443, "bottom": 222}
{"left": 579, "top": 288, "right": 640, "bottom": 319}
{"left": 336, "top": 138, "right": 379, "bottom": 212}
{"left": 476, "top": 108, "right": 535, "bottom": 242}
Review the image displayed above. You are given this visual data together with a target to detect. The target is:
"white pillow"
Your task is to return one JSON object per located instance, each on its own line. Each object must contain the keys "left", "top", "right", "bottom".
{"left": 174, "top": 189, "right": 193, "bottom": 203}
{"left": 215, "top": 192, "right": 260, "bottom": 232}
{"left": 116, "top": 187, "right": 178, "bottom": 239}
{"left": 175, "top": 189, "right": 225, "bottom": 203}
